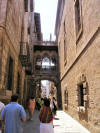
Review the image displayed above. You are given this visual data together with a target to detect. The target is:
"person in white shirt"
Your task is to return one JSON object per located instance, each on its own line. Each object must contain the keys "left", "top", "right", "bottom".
{"left": 0, "top": 101, "right": 5, "bottom": 133}
{"left": 0, "top": 102, "right": 5, "bottom": 113}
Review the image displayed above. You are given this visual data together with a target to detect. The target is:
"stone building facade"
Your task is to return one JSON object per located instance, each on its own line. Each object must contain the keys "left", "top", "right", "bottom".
{"left": 0, "top": 0, "right": 35, "bottom": 105}
{"left": 49, "top": 82, "right": 57, "bottom": 100}
{"left": 55, "top": 0, "right": 100, "bottom": 133}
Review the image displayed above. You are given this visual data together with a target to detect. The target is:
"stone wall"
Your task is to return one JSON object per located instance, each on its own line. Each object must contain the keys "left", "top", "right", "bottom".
{"left": 57, "top": 0, "right": 100, "bottom": 132}
{"left": 0, "top": 0, "right": 26, "bottom": 103}
{"left": 0, "top": 0, "right": 7, "bottom": 24}
{"left": 6, "top": 0, "right": 24, "bottom": 54}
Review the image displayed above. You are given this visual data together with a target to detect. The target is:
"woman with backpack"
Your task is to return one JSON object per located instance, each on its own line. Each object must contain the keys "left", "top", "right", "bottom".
{"left": 39, "top": 98, "right": 54, "bottom": 133}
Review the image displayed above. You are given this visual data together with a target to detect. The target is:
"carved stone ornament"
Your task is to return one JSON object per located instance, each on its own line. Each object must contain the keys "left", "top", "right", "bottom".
{"left": 77, "top": 106, "right": 85, "bottom": 112}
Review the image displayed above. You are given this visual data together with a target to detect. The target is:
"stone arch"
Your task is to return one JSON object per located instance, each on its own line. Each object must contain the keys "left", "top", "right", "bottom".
{"left": 34, "top": 76, "right": 58, "bottom": 86}
{"left": 33, "top": 76, "right": 58, "bottom": 99}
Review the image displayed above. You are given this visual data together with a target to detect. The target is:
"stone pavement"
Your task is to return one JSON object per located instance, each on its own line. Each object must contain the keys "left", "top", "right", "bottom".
{"left": 23, "top": 110, "right": 40, "bottom": 133}
{"left": 53, "top": 111, "right": 91, "bottom": 133}
{"left": 23, "top": 110, "right": 91, "bottom": 133}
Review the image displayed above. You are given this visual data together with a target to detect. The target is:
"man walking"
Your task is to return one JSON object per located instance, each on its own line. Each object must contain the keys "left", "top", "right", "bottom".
{"left": 0, "top": 94, "right": 26, "bottom": 133}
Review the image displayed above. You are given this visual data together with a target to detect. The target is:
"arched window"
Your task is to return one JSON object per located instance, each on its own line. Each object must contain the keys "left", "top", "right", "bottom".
{"left": 42, "top": 57, "right": 50, "bottom": 69}
{"left": 51, "top": 57, "right": 56, "bottom": 70}
{"left": 35, "top": 56, "right": 42, "bottom": 70}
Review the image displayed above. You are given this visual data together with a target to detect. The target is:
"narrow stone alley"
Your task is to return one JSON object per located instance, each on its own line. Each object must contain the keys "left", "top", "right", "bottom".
{"left": 0, "top": 0, "right": 100, "bottom": 133}
{"left": 23, "top": 110, "right": 90, "bottom": 133}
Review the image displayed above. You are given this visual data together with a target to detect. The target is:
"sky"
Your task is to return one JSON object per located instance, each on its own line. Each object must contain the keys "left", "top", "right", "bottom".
{"left": 34, "top": 0, "right": 58, "bottom": 41}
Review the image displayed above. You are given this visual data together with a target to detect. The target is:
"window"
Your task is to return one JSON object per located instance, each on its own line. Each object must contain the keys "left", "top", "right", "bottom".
{"left": 76, "top": 74, "right": 89, "bottom": 114}
{"left": 64, "top": 89, "right": 68, "bottom": 110}
{"left": 7, "top": 57, "right": 13, "bottom": 90}
{"left": 17, "top": 73, "right": 20, "bottom": 94}
{"left": 75, "top": 0, "right": 82, "bottom": 42}
{"left": 24, "top": 0, "right": 28, "bottom": 12}
{"left": 42, "top": 57, "right": 50, "bottom": 69}
{"left": 35, "top": 56, "right": 42, "bottom": 70}
{"left": 64, "top": 21, "right": 66, "bottom": 34}
{"left": 51, "top": 57, "right": 56, "bottom": 71}
{"left": 64, "top": 39, "right": 67, "bottom": 64}
{"left": 78, "top": 84, "right": 84, "bottom": 106}
{"left": 64, "top": 90, "right": 68, "bottom": 104}
{"left": 75, "top": 0, "right": 81, "bottom": 32}
{"left": 30, "top": 0, "right": 33, "bottom": 12}
{"left": 28, "top": 27, "right": 30, "bottom": 34}
{"left": 63, "top": 20, "right": 67, "bottom": 65}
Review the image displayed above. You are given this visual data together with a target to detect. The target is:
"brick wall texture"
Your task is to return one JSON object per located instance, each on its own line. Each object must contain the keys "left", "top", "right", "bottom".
{"left": 58, "top": 0, "right": 100, "bottom": 133}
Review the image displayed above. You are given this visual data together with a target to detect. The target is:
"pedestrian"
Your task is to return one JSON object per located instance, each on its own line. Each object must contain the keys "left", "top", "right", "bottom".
{"left": 52, "top": 97, "right": 57, "bottom": 116}
{"left": 0, "top": 94, "right": 26, "bottom": 133}
{"left": 0, "top": 101, "right": 5, "bottom": 133}
{"left": 28, "top": 96, "right": 36, "bottom": 121}
{"left": 36, "top": 98, "right": 41, "bottom": 111}
{"left": 39, "top": 98, "right": 54, "bottom": 133}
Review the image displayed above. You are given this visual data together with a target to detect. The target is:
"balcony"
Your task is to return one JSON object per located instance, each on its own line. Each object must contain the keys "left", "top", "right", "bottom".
{"left": 19, "top": 42, "right": 32, "bottom": 74}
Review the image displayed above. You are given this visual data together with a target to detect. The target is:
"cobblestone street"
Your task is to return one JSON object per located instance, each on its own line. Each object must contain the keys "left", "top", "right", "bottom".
{"left": 23, "top": 110, "right": 91, "bottom": 133}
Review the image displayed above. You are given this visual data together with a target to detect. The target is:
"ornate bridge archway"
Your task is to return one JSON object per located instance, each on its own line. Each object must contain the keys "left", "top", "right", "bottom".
{"left": 32, "top": 41, "right": 62, "bottom": 108}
